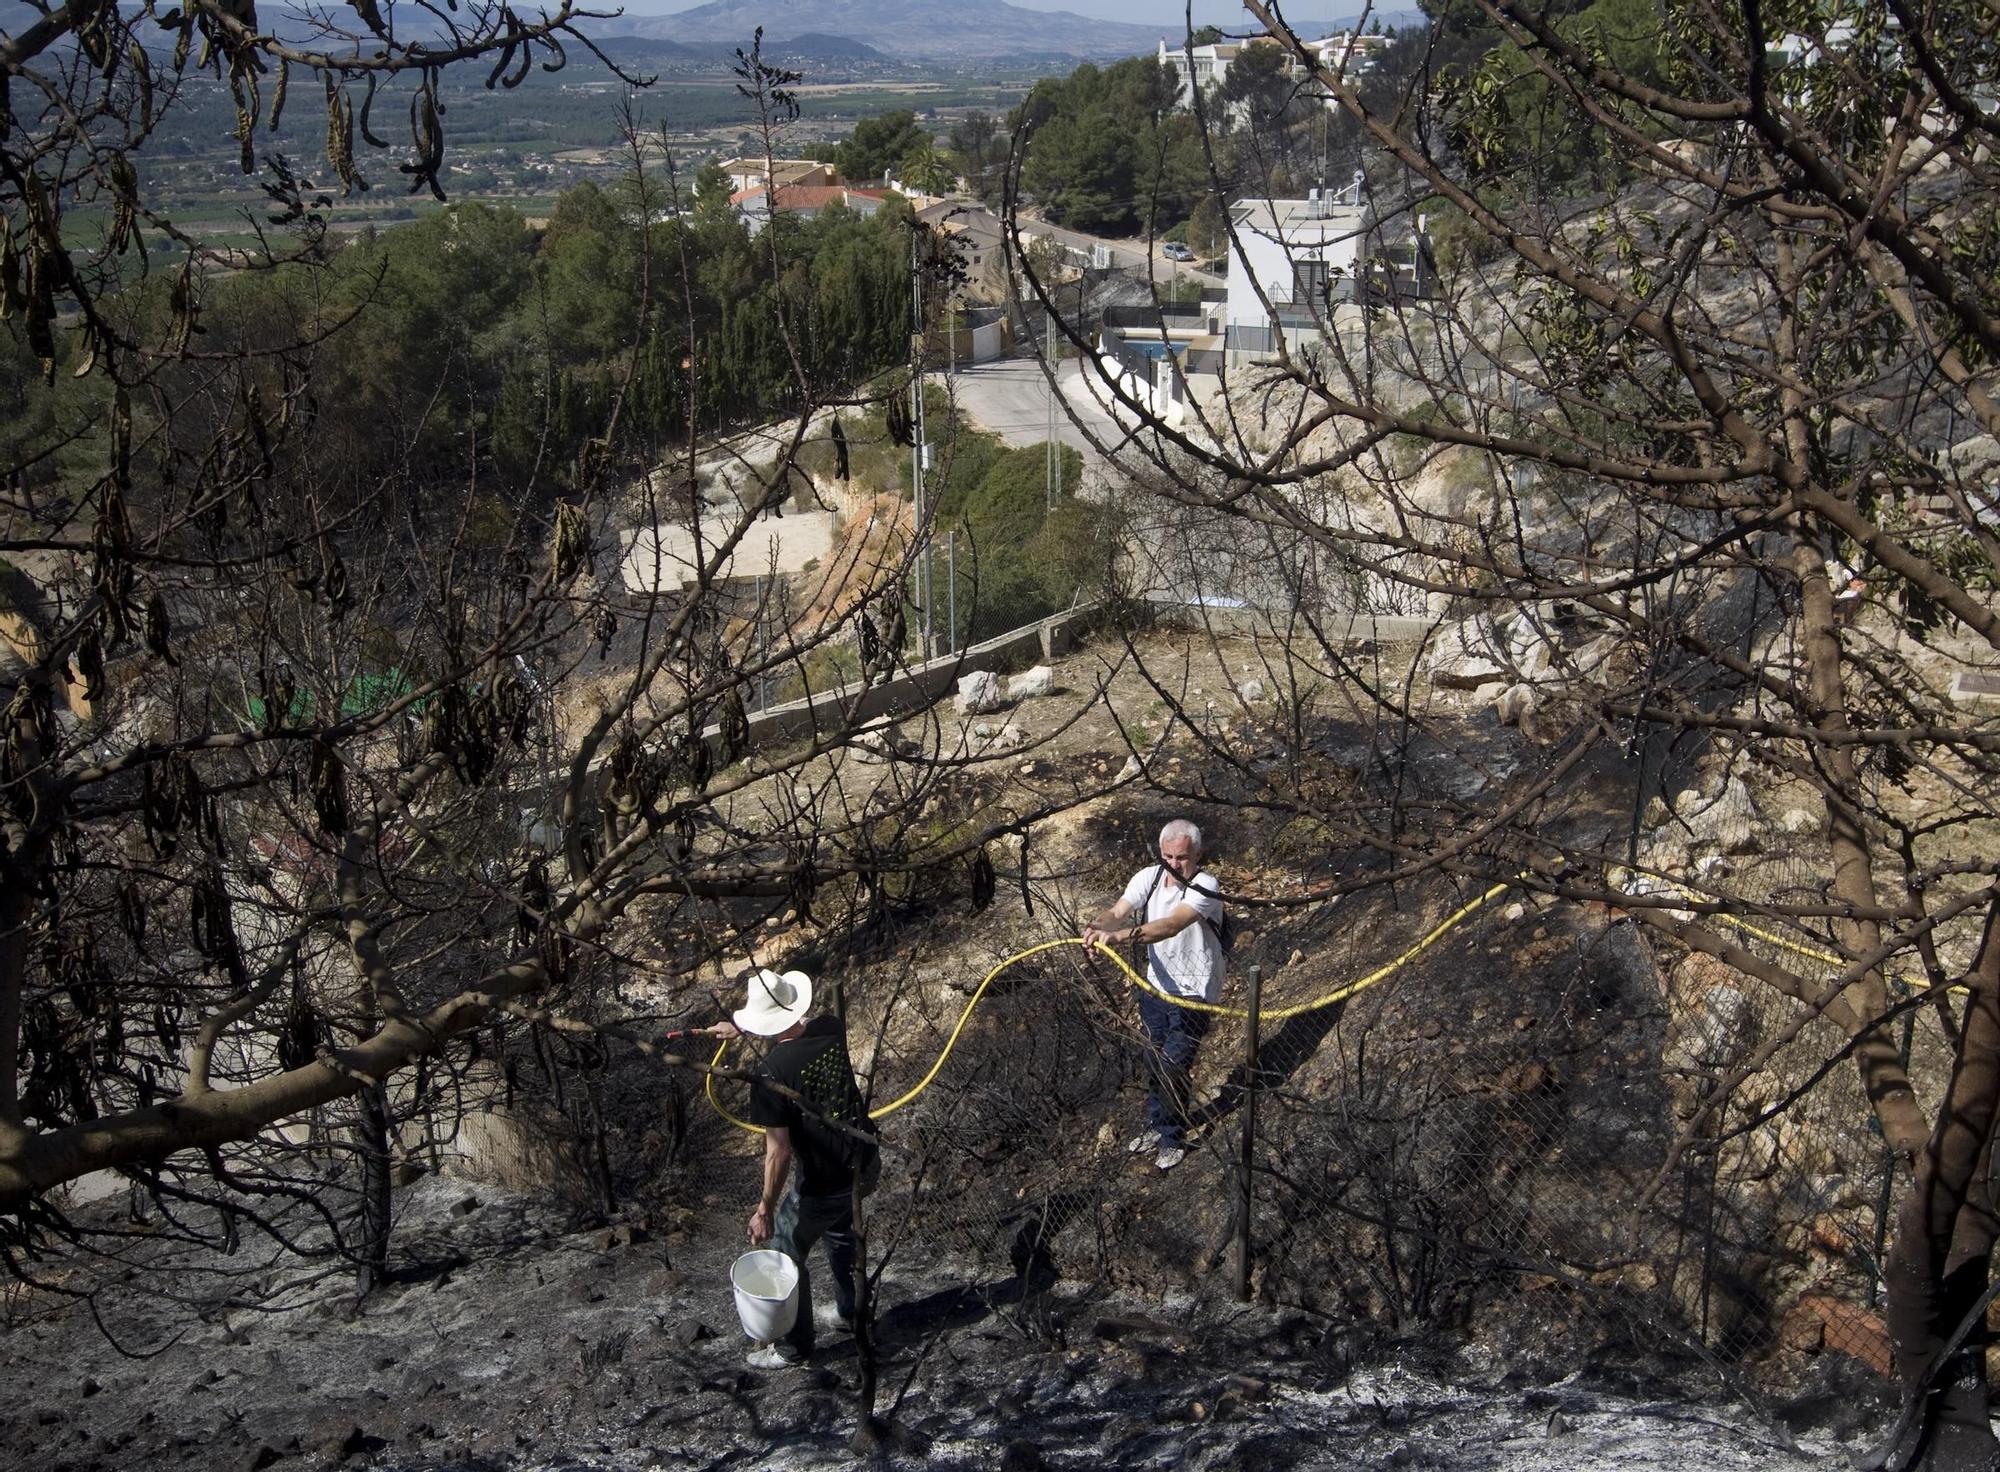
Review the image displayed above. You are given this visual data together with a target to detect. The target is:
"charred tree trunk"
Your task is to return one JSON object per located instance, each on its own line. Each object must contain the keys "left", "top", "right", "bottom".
{"left": 355, "top": 1081, "right": 394, "bottom": 1296}
{"left": 1885, "top": 906, "right": 2000, "bottom": 1471}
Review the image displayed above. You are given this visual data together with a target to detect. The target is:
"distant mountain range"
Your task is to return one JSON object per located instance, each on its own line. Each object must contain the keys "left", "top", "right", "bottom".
{"left": 1, "top": 2, "right": 1409, "bottom": 65}
{"left": 591, "top": 29, "right": 889, "bottom": 62}
{"left": 599, "top": 0, "right": 1167, "bottom": 59}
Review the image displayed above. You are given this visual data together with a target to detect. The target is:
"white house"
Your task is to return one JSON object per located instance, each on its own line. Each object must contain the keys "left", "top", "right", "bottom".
{"left": 1222, "top": 188, "right": 1369, "bottom": 362}
{"left": 1157, "top": 36, "right": 1257, "bottom": 107}
{"left": 718, "top": 157, "right": 839, "bottom": 195}
{"left": 1156, "top": 30, "right": 1390, "bottom": 110}
{"left": 731, "top": 183, "right": 889, "bottom": 237}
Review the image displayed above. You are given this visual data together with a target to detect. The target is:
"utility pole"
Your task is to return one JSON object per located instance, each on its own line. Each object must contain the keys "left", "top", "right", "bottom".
{"left": 911, "top": 227, "right": 932, "bottom": 661}
{"left": 1045, "top": 304, "right": 1058, "bottom": 510}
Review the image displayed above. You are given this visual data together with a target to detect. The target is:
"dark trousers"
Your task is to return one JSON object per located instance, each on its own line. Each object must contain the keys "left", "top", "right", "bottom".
{"left": 1137, "top": 969, "right": 1212, "bottom": 1145}
{"left": 769, "top": 1157, "right": 878, "bottom": 1358}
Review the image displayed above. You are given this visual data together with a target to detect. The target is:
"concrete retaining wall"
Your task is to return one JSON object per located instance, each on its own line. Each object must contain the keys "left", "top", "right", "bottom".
{"left": 715, "top": 598, "right": 1430, "bottom": 759}
{"left": 733, "top": 603, "right": 1098, "bottom": 749}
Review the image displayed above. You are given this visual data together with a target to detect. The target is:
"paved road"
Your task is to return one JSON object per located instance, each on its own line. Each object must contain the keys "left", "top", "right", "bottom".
{"left": 920, "top": 200, "right": 1225, "bottom": 293}
{"left": 946, "top": 357, "right": 1137, "bottom": 466}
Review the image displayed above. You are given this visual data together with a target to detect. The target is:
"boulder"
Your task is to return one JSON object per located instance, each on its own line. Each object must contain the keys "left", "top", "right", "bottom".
{"left": 957, "top": 670, "right": 1005, "bottom": 714}
{"left": 1504, "top": 620, "right": 1555, "bottom": 680}
{"left": 1427, "top": 618, "right": 1508, "bottom": 690}
{"left": 1495, "top": 683, "right": 1537, "bottom": 726}
{"left": 1674, "top": 983, "right": 1755, "bottom": 1067}
{"left": 1571, "top": 632, "right": 1624, "bottom": 681}
{"left": 1235, "top": 678, "right": 1267, "bottom": 703}
{"left": 1687, "top": 775, "right": 1761, "bottom": 854}
{"left": 1007, "top": 665, "right": 1054, "bottom": 700}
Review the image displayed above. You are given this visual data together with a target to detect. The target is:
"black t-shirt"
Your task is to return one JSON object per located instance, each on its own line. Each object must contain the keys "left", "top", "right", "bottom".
{"left": 747, "top": 1015, "right": 879, "bottom": 1198}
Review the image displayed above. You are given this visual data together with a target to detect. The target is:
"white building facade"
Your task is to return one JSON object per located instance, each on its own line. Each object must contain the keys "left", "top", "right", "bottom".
{"left": 1156, "top": 30, "right": 1392, "bottom": 109}
{"left": 1222, "top": 191, "right": 1369, "bottom": 363}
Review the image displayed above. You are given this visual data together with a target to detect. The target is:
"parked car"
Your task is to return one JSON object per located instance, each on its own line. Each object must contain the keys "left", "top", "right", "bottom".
{"left": 1161, "top": 241, "right": 1195, "bottom": 262}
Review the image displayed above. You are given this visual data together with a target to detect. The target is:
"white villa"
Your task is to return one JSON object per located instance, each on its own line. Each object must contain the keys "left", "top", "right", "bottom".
{"left": 1156, "top": 30, "right": 1392, "bottom": 109}
{"left": 1222, "top": 188, "right": 1369, "bottom": 363}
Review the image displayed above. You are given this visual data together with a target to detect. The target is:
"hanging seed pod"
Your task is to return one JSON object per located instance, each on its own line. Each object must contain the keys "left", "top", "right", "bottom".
{"left": 495, "top": 670, "right": 531, "bottom": 746}
{"left": 142, "top": 591, "right": 174, "bottom": 664}
{"left": 450, "top": 689, "right": 497, "bottom": 788}
{"left": 858, "top": 608, "right": 880, "bottom": 669}
{"left": 97, "top": 1003, "right": 124, "bottom": 1068}
{"left": 789, "top": 862, "right": 816, "bottom": 926}
{"left": 400, "top": 75, "right": 447, "bottom": 201}
{"left": 116, "top": 885, "right": 147, "bottom": 951}
{"left": 322, "top": 543, "right": 350, "bottom": 619}
{"left": 675, "top": 722, "right": 712, "bottom": 791}
{"left": 1015, "top": 826, "right": 1034, "bottom": 916}
{"left": 324, "top": 75, "right": 365, "bottom": 195}
{"left": 594, "top": 605, "right": 616, "bottom": 658}
{"left": 106, "top": 156, "right": 139, "bottom": 256}
{"left": 1, "top": 221, "right": 20, "bottom": 316}
{"left": 164, "top": 252, "right": 198, "bottom": 354}
{"left": 2, "top": 680, "right": 59, "bottom": 795}
{"left": 70, "top": 318, "right": 100, "bottom": 379}
{"left": 515, "top": 848, "right": 550, "bottom": 947}
{"left": 308, "top": 737, "right": 348, "bottom": 836}
{"left": 155, "top": 1004, "right": 181, "bottom": 1053}
{"left": 262, "top": 663, "right": 295, "bottom": 731}
{"left": 131, "top": 42, "right": 153, "bottom": 130}
{"left": 111, "top": 384, "right": 131, "bottom": 489}
{"left": 970, "top": 848, "right": 997, "bottom": 912}
{"left": 189, "top": 867, "right": 229, "bottom": 960}
{"left": 538, "top": 927, "right": 573, "bottom": 988}
{"left": 71, "top": 626, "right": 106, "bottom": 702}
{"left": 60, "top": 927, "right": 98, "bottom": 1016}
{"left": 141, "top": 751, "right": 199, "bottom": 856}
{"left": 23, "top": 235, "right": 56, "bottom": 377}
{"left": 358, "top": 71, "right": 387, "bottom": 148}
{"left": 551, "top": 502, "right": 591, "bottom": 583}
{"left": 830, "top": 415, "right": 851, "bottom": 481}
{"left": 485, "top": 9, "right": 521, "bottom": 88}
{"left": 276, "top": 974, "right": 318, "bottom": 1070}
{"left": 717, "top": 689, "right": 749, "bottom": 767}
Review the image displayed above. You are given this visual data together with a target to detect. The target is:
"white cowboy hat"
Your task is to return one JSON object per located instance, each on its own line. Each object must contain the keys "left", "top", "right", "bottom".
{"left": 732, "top": 969, "right": 813, "bottom": 1037}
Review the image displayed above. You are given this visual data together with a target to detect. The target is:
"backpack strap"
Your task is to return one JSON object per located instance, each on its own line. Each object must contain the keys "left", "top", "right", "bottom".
{"left": 1185, "top": 878, "right": 1227, "bottom": 947}
{"left": 1130, "top": 864, "right": 1165, "bottom": 960}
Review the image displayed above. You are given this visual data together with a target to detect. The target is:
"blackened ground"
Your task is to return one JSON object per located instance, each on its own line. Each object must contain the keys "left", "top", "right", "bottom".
{"left": 2, "top": 1176, "right": 1883, "bottom": 1472}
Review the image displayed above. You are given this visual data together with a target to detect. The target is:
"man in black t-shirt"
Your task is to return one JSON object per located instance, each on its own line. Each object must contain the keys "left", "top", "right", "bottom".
{"left": 704, "top": 968, "right": 879, "bottom": 1368}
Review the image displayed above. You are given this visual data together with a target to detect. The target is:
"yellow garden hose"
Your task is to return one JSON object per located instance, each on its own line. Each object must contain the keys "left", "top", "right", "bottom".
{"left": 704, "top": 879, "right": 1514, "bottom": 1133}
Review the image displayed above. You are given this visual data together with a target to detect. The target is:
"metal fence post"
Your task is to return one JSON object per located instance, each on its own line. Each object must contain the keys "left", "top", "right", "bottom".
{"left": 1237, "top": 962, "right": 1262, "bottom": 1302}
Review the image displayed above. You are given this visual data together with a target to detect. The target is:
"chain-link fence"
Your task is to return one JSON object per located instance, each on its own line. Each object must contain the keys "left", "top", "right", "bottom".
{"left": 603, "top": 857, "right": 1941, "bottom": 1401}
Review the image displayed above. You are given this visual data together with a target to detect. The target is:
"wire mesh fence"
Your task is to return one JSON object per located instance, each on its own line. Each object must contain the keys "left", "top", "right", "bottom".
{"left": 607, "top": 862, "right": 1953, "bottom": 1402}
{"left": 398, "top": 805, "right": 1971, "bottom": 1423}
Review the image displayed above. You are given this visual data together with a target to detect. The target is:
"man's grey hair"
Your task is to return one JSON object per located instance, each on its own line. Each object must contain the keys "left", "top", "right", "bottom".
{"left": 1159, "top": 819, "right": 1203, "bottom": 852}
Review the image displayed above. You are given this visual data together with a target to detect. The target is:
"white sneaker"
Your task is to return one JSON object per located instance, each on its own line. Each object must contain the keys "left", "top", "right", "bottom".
{"left": 745, "top": 1343, "right": 805, "bottom": 1369}
{"left": 1127, "top": 1130, "right": 1160, "bottom": 1155}
{"left": 1155, "top": 1143, "right": 1188, "bottom": 1171}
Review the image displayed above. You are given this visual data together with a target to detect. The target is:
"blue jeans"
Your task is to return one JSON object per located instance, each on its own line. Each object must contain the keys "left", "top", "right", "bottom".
{"left": 1137, "top": 964, "right": 1212, "bottom": 1145}
{"left": 769, "top": 1159, "right": 878, "bottom": 1358}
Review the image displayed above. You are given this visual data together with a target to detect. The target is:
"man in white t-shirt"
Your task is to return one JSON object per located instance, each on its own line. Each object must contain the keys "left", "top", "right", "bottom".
{"left": 1081, "top": 818, "right": 1226, "bottom": 1171}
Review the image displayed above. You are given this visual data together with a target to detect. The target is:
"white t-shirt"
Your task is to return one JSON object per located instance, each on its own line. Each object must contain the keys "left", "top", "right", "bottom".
{"left": 1120, "top": 864, "right": 1225, "bottom": 1003}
